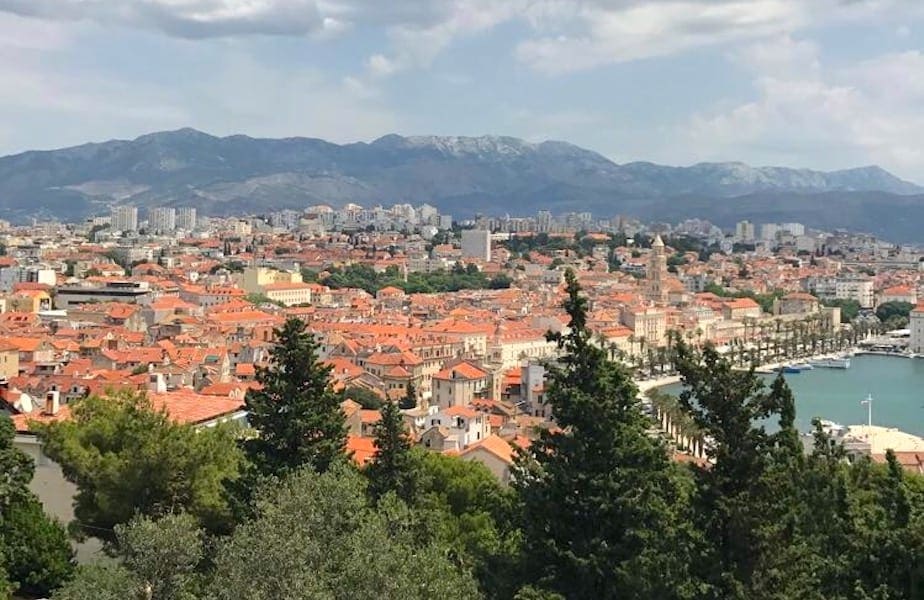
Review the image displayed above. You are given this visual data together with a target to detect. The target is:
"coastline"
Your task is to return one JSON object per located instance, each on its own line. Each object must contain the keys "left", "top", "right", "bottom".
{"left": 635, "top": 350, "right": 924, "bottom": 454}
{"left": 634, "top": 347, "right": 863, "bottom": 393}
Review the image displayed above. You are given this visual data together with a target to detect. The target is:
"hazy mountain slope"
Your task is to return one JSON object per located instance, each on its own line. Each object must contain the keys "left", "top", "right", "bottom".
{"left": 0, "top": 128, "right": 920, "bottom": 240}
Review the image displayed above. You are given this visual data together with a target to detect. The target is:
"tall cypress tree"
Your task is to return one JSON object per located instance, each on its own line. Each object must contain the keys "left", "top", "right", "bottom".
{"left": 672, "top": 338, "right": 818, "bottom": 598}
{"left": 399, "top": 381, "right": 417, "bottom": 410}
{"left": 514, "top": 270, "right": 694, "bottom": 599}
{"left": 243, "top": 318, "right": 347, "bottom": 478}
{"left": 366, "top": 401, "right": 415, "bottom": 503}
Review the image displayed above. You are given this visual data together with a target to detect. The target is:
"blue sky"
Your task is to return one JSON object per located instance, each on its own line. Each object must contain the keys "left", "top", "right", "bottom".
{"left": 1, "top": 1, "right": 924, "bottom": 180}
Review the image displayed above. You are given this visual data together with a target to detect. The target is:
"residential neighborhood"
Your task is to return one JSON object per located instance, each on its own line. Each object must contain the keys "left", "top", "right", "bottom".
{"left": 2, "top": 206, "right": 923, "bottom": 513}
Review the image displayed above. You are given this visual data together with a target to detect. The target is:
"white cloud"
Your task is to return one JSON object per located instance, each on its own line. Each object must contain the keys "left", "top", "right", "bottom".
{"left": 359, "top": 0, "right": 527, "bottom": 79}
{"left": 366, "top": 54, "right": 398, "bottom": 78}
{"left": 0, "top": 0, "right": 327, "bottom": 38}
{"left": 517, "top": 1, "right": 810, "bottom": 74}
{"left": 1, "top": 0, "right": 920, "bottom": 77}
{"left": 687, "top": 50, "right": 924, "bottom": 177}
{"left": 0, "top": 16, "right": 398, "bottom": 154}
{"left": 731, "top": 34, "right": 820, "bottom": 77}
{"left": 178, "top": 53, "right": 400, "bottom": 144}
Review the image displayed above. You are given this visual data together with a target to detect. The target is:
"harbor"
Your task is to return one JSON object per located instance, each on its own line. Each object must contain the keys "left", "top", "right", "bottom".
{"left": 656, "top": 353, "right": 924, "bottom": 438}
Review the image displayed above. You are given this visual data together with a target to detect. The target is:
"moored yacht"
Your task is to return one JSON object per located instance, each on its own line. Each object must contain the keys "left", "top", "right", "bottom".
{"left": 811, "top": 355, "right": 851, "bottom": 369}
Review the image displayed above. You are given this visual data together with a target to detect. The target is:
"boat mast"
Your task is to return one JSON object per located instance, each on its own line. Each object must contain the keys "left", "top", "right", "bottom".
{"left": 860, "top": 394, "right": 873, "bottom": 427}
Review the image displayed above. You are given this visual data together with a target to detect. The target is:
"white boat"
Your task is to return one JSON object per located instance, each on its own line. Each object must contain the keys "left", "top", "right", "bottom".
{"left": 818, "top": 419, "right": 847, "bottom": 438}
{"left": 811, "top": 356, "right": 851, "bottom": 369}
{"left": 791, "top": 363, "right": 814, "bottom": 371}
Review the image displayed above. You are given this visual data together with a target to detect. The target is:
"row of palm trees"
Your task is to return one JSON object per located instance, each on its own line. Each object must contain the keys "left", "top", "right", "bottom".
{"left": 605, "top": 312, "right": 868, "bottom": 377}
{"left": 647, "top": 388, "right": 708, "bottom": 459}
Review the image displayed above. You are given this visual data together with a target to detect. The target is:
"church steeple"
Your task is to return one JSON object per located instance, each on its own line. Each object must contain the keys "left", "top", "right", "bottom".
{"left": 647, "top": 235, "right": 668, "bottom": 303}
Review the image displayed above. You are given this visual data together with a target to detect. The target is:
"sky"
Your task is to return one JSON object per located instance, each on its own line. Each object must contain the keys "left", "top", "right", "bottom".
{"left": 2, "top": 1, "right": 924, "bottom": 180}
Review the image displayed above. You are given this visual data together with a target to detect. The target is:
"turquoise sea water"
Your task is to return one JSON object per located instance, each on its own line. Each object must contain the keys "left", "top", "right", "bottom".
{"left": 660, "top": 355, "right": 924, "bottom": 437}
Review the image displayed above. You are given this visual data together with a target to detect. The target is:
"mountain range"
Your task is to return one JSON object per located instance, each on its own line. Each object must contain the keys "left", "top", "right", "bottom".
{"left": 1, "top": 128, "right": 923, "bottom": 241}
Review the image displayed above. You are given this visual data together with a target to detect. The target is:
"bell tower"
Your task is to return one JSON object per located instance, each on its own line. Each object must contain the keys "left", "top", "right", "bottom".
{"left": 647, "top": 234, "right": 668, "bottom": 303}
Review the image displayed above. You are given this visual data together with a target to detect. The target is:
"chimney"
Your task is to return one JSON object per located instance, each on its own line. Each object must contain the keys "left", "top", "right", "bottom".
{"left": 148, "top": 373, "right": 167, "bottom": 394}
{"left": 44, "top": 390, "right": 60, "bottom": 416}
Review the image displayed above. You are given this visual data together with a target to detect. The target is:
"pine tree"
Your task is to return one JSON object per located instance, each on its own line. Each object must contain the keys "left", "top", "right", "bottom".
{"left": 366, "top": 401, "right": 415, "bottom": 503}
{"left": 243, "top": 317, "right": 347, "bottom": 478}
{"left": 0, "top": 415, "right": 33, "bottom": 509}
{"left": 0, "top": 415, "right": 74, "bottom": 597}
{"left": 671, "top": 339, "right": 828, "bottom": 598}
{"left": 514, "top": 270, "right": 694, "bottom": 599}
{"left": 672, "top": 337, "right": 779, "bottom": 597}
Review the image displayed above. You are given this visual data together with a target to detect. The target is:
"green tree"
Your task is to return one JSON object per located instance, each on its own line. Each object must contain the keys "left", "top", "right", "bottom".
{"left": 1, "top": 499, "right": 73, "bottom": 597}
{"left": 243, "top": 317, "right": 347, "bottom": 479}
{"left": 672, "top": 337, "right": 817, "bottom": 598}
{"left": 846, "top": 451, "right": 924, "bottom": 598}
{"left": 823, "top": 298, "right": 861, "bottom": 323}
{"left": 0, "top": 415, "right": 33, "bottom": 508}
{"left": 207, "top": 464, "right": 481, "bottom": 599}
{"left": 36, "top": 392, "right": 243, "bottom": 540}
{"left": 51, "top": 564, "right": 140, "bottom": 600}
{"left": 113, "top": 513, "right": 205, "bottom": 600}
{"left": 488, "top": 274, "right": 513, "bottom": 289}
{"left": 0, "top": 415, "right": 74, "bottom": 597}
{"left": 366, "top": 401, "right": 415, "bottom": 503}
{"left": 342, "top": 386, "right": 384, "bottom": 410}
{"left": 514, "top": 270, "right": 694, "bottom": 599}
{"left": 52, "top": 513, "right": 205, "bottom": 600}
{"left": 399, "top": 381, "right": 417, "bottom": 410}
{"left": 411, "top": 450, "right": 521, "bottom": 599}
{"left": 244, "top": 292, "right": 283, "bottom": 307}
{"left": 876, "top": 301, "right": 914, "bottom": 325}
{"left": 0, "top": 568, "right": 10, "bottom": 600}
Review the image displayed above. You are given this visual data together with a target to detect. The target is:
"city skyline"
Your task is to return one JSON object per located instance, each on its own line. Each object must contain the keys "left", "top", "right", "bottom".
{"left": 1, "top": 2, "right": 924, "bottom": 180}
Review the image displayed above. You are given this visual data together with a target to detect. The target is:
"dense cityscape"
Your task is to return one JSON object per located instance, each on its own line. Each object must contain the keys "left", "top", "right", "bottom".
{"left": 3, "top": 0, "right": 924, "bottom": 597}
{"left": 0, "top": 198, "right": 922, "bottom": 597}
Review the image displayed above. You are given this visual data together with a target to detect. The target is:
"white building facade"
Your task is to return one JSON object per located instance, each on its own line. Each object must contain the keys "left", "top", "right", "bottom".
{"left": 461, "top": 229, "right": 491, "bottom": 262}
{"left": 110, "top": 206, "right": 139, "bottom": 232}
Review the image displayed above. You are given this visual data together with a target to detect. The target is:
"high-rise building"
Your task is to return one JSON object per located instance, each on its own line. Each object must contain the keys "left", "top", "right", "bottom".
{"left": 111, "top": 206, "right": 138, "bottom": 232}
{"left": 418, "top": 203, "right": 438, "bottom": 223}
{"left": 461, "top": 229, "right": 491, "bottom": 262}
{"left": 176, "top": 207, "right": 197, "bottom": 231}
{"left": 536, "top": 210, "right": 552, "bottom": 233}
{"left": 781, "top": 222, "right": 805, "bottom": 236}
{"left": 760, "top": 223, "right": 780, "bottom": 241}
{"left": 148, "top": 207, "right": 176, "bottom": 233}
{"left": 735, "top": 220, "right": 755, "bottom": 242}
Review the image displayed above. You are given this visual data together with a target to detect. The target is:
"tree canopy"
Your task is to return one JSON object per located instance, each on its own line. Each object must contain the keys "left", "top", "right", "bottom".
{"left": 26, "top": 290, "right": 924, "bottom": 600}
{"left": 36, "top": 391, "right": 243, "bottom": 540}
{"left": 876, "top": 301, "right": 914, "bottom": 328}
{"left": 321, "top": 263, "right": 510, "bottom": 294}
{"left": 823, "top": 298, "right": 862, "bottom": 322}
{"left": 514, "top": 270, "right": 695, "bottom": 599}
{"left": 242, "top": 317, "right": 347, "bottom": 479}
{"left": 366, "top": 400, "right": 415, "bottom": 503}
{"left": 208, "top": 464, "right": 481, "bottom": 600}
{"left": 672, "top": 334, "right": 924, "bottom": 598}
{"left": 0, "top": 415, "right": 73, "bottom": 598}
